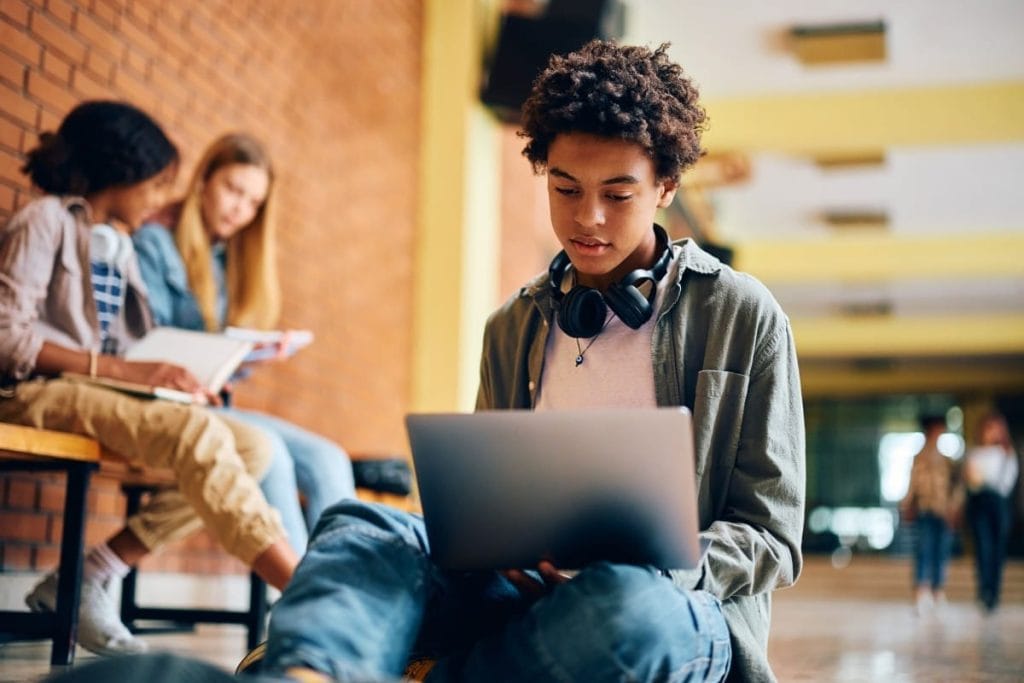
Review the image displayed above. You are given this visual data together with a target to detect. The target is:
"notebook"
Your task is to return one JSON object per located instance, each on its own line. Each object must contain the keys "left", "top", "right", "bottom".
{"left": 405, "top": 407, "right": 700, "bottom": 571}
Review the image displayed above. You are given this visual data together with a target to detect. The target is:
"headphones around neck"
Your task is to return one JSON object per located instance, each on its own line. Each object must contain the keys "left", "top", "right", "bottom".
{"left": 89, "top": 223, "right": 134, "bottom": 272}
{"left": 549, "top": 224, "right": 673, "bottom": 338}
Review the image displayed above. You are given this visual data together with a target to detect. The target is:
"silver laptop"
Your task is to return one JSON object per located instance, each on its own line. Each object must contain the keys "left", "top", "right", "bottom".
{"left": 405, "top": 407, "right": 700, "bottom": 571}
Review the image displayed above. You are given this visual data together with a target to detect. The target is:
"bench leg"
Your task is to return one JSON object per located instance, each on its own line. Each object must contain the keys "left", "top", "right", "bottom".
{"left": 119, "top": 486, "right": 142, "bottom": 630}
{"left": 51, "top": 463, "right": 92, "bottom": 666}
{"left": 246, "top": 573, "right": 267, "bottom": 651}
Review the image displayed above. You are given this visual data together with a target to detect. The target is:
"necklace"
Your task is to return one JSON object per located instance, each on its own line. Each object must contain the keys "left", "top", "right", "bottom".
{"left": 573, "top": 314, "right": 612, "bottom": 367}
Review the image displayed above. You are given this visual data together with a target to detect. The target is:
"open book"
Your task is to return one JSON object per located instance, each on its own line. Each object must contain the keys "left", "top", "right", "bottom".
{"left": 125, "top": 328, "right": 254, "bottom": 393}
{"left": 64, "top": 328, "right": 254, "bottom": 404}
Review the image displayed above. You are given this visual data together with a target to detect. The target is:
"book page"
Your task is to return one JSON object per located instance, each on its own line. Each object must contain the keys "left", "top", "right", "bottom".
{"left": 124, "top": 328, "right": 253, "bottom": 392}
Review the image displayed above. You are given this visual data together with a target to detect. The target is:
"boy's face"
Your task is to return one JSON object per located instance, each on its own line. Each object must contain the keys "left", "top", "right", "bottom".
{"left": 546, "top": 132, "right": 677, "bottom": 291}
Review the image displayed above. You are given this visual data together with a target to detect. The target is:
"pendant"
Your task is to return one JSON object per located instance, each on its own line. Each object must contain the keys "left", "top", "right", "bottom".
{"left": 575, "top": 355, "right": 584, "bottom": 367}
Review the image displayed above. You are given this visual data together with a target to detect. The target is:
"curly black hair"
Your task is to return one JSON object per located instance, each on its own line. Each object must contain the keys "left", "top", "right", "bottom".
{"left": 22, "top": 100, "right": 178, "bottom": 195}
{"left": 520, "top": 40, "right": 706, "bottom": 180}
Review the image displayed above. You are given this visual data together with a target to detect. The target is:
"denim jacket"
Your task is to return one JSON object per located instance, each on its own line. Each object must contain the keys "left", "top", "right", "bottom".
{"left": 132, "top": 223, "right": 211, "bottom": 331}
{"left": 476, "top": 238, "right": 806, "bottom": 682}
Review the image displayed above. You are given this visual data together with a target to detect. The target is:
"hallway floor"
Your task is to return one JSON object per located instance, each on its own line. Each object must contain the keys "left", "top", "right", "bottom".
{"left": 2, "top": 557, "right": 1022, "bottom": 682}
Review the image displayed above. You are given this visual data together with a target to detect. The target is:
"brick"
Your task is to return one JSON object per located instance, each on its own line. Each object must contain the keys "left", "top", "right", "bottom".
{"left": 0, "top": 18, "right": 43, "bottom": 64}
{"left": 37, "top": 106, "right": 61, "bottom": 131}
{"left": 157, "top": 1, "right": 184, "bottom": 26}
{"left": 1, "top": 542, "right": 32, "bottom": 570}
{"left": 82, "top": 46, "right": 113, "bottom": 80}
{"left": 0, "top": 182, "right": 16, "bottom": 210}
{"left": 45, "top": 0, "right": 77, "bottom": 27}
{"left": 0, "top": 49, "right": 26, "bottom": 88}
{"left": 32, "top": 542, "right": 61, "bottom": 569}
{"left": 91, "top": 0, "right": 123, "bottom": 27}
{"left": 0, "top": 116, "right": 24, "bottom": 152}
{"left": 121, "top": 46, "right": 148, "bottom": 77}
{"left": 84, "top": 517, "right": 121, "bottom": 545}
{"left": 110, "top": 62, "right": 151, "bottom": 107}
{"left": 72, "top": 64, "right": 109, "bottom": 99}
{"left": 47, "top": 513, "right": 61, "bottom": 543}
{"left": 114, "top": 7, "right": 157, "bottom": 55}
{"left": 38, "top": 480, "right": 66, "bottom": 512}
{"left": 73, "top": 8, "right": 122, "bottom": 59}
{"left": 6, "top": 477, "right": 38, "bottom": 508}
{"left": 126, "top": 0, "right": 152, "bottom": 26}
{"left": 0, "top": 511, "right": 48, "bottom": 542}
{"left": 41, "top": 48, "right": 72, "bottom": 83}
{"left": 30, "top": 11, "right": 87, "bottom": 63}
{"left": 87, "top": 486, "right": 123, "bottom": 516}
{"left": 1, "top": 0, "right": 30, "bottom": 27}
{"left": 26, "top": 70, "right": 78, "bottom": 115}
{"left": 0, "top": 146, "right": 26, "bottom": 183}
{"left": 148, "top": 62, "right": 188, "bottom": 104}
{"left": 151, "top": 19, "right": 193, "bottom": 63}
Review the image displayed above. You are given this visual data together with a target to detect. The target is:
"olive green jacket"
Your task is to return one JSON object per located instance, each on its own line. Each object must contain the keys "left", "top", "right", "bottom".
{"left": 476, "top": 238, "right": 806, "bottom": 682}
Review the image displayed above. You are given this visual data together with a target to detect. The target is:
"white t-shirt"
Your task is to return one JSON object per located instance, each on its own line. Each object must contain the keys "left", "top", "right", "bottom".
{"left": 965, "top": 445, "right": 1019, "bottom": 496}
{"left": 536, "top": 252, "right": 675, "bottom": 410}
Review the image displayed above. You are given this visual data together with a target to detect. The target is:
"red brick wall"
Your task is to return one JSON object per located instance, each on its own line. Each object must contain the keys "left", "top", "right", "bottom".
{"left": 0, "top": 0, "right": 422, "bottom": 573}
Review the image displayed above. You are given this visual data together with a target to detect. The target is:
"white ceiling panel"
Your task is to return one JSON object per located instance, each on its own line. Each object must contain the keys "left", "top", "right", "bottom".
{"left": 624, "top": 0, "right": 1024, "bottom": 98}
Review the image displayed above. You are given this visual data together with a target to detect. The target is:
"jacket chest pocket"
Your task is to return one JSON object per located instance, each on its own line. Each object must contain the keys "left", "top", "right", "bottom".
{"left": 692, "top": 370, "right": 749, "bottom": 507}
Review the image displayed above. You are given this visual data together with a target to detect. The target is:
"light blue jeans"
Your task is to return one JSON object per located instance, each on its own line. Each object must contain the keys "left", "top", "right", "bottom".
{"left": 218, "top": 408, "right": 356, "bottom": 554}
{"left": 266, "top": 501, "right": 732, "bottom": 683}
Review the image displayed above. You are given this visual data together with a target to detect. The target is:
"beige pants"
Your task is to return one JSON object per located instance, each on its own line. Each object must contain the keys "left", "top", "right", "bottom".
{"left": 0, "top": 378, "right": 285, "bottom": 565}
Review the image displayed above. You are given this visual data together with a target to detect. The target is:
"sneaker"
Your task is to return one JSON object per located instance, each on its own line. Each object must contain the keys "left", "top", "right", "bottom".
{"left": 26, "top": 571, "right": 148, "bottom": 656}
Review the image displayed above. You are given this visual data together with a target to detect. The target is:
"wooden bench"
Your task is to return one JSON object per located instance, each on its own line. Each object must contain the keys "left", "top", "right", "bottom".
{"left": 0, "top": 422, "right": 414, "bottom": 665}
{"left": 0, "top": 423, "right": 100, "bottom": 665}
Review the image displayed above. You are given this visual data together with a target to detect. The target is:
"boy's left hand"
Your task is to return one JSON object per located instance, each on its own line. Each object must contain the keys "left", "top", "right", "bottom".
{"left": 503, "top": 560, "right": 572, "bottom": 600}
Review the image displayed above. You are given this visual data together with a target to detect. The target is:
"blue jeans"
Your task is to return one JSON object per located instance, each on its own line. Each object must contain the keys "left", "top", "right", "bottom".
{"left": 913, "top": 512, "right": 952, "bottom": 589}
{"left": 266, "top": 501, "right": 732, "bottom": 683}
{"left": 967, "top": 490, "right": 1012, "bottom": 608}
{"left": 218, "top": 408, "right": 356, "bottom": 553}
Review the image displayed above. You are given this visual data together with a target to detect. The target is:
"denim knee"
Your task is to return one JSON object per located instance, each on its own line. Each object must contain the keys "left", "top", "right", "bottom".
{"left": 308, "top": 500, "right": 428, "bottom": 553}
{"left": 530, "top": 563, "right": 729, "bottom": 682}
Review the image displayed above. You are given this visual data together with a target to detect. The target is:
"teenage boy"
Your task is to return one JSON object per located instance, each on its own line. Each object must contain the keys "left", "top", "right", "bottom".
{"left": 264, "top": 40, "right": 805, "bottom": 683}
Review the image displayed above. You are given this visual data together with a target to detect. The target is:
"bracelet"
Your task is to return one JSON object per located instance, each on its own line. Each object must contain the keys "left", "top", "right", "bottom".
{"left": 89, "top": 349, "right": 98, "bottom": 379}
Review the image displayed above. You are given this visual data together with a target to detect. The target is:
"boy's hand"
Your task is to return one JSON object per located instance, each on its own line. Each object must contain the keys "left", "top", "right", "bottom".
{"left": 503, "top": 560, "right": 572, "bottom": 601}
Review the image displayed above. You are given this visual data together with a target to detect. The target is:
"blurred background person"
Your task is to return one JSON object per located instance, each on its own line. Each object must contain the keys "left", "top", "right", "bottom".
{"left": 133, "top": 133, "right": 357, "bottom": 554}
{"left": 964, "top": 412, "right": 1019, "bottom": 612}
{"left": 900, "top": 414, "right": 960, "bottom": 615}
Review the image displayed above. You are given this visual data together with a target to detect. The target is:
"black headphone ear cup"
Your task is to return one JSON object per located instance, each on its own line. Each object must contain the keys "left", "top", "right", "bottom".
{"left": 558, "top": 286, "right": 607, "bottom": 338}
{"left": 604, "top": 281, "right": 652, "bottom": 329}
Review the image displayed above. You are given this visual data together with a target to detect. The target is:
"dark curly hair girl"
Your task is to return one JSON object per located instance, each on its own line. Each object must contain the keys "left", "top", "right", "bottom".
{"left": 520, "top": 40, "right": 706, "bottom": 180}
{"left": 22, "top": 100, "right": 178, "bottom": 196}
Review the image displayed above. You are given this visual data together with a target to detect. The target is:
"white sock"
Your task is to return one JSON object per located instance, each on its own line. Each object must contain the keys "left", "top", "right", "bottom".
{"left": 82, "top": 543, "right": 131, "bottom": 584}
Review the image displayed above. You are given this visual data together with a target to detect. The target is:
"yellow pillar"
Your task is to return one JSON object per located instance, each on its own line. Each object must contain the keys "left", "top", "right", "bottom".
{"left": 413, "top": 0, "right": 501, "bottom": 412}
